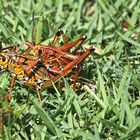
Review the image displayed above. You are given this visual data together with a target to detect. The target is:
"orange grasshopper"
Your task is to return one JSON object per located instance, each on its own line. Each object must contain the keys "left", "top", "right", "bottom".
{"left": 16, "top": 29, "right": 88, "bottom": 79}
{"left": 16, "top": 29, "right": 87, "bottom": 67}
{"left": 18, "top": 29, "right": 92, "bottom": 89}
{"left": 0, "top": 30, "right": 94, "bottom": 101}
{"left": 0, "top": 47, "right": 94, "bottom": 101}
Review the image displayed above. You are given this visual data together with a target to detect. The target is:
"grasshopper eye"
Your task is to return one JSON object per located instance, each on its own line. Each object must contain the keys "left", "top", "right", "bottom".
{"left": 2, "top": 56, "right": 6, "bottom": 62}
{"left": 0, "top": 55, "right": 7, "bottom": 62}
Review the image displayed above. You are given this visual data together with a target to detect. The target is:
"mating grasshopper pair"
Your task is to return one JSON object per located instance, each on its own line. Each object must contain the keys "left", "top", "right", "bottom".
{"left": 0, "top": 30, "right": 94, "bottom": 101}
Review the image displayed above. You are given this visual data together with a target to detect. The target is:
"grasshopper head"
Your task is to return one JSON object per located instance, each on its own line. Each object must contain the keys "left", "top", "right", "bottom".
{"left": 0, "top": 53, "right": 9, "bottom": 70}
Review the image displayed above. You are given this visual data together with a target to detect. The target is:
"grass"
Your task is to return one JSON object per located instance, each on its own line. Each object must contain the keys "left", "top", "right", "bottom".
{"left": 0, "top": 0, "right": 140, "bottom": 139}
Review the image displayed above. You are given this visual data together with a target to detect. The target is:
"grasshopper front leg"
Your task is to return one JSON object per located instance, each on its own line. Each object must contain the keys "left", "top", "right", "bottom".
{"left": 6, "top": 74, "right": 16, "bottom": 101}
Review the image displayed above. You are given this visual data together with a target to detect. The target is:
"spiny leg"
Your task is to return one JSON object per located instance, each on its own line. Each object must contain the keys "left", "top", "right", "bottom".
{"left": 0, "top": 45, "right": 16, "bottom": 52}
{"left": 52, "top": 29, "right": 67, "bottom": 46}
{"left": 25, "top": 60, "right": 39, "bottom": 72}
{"left": 36, "top": 87, "right": 41, "bottom": 101}
{"left": 27, "top": 73, "right": 42, "bottom": 101}
{"left": 59, "top": 35, "right": 87, "bottom": 53}
{"left": 71, "top": 66, "right": 82, "bottom": 90}
{"left": 24, "top": 42, "right": 36, "bottom": 56}
{"left": 6, "top": 74, "right": 15, "bottom": 101}
{"left": 62, "top": 48, "right": 94, "bottom": 72}
{"left": 72, "top": 35, "right": 87, "bottom": 55}
{"left": 14, "top": 41, "right": 35, "bottom": 56}
{"left": 61, "top": 30, "right": 67, "bottom": 45}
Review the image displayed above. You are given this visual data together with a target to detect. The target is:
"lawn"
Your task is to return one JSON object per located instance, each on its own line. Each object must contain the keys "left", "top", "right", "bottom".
{"left": 0, "top": 0, "right": 140, "bottom": 139}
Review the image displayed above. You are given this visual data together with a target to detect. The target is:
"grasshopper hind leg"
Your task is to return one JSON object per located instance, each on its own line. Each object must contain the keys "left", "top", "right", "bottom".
{"left": 52, "top": 29, "right": 67, "bottom": 46}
